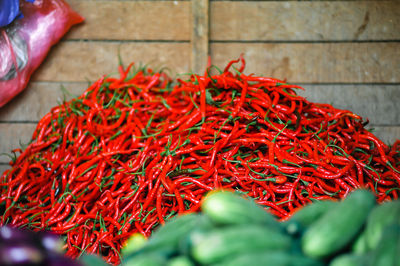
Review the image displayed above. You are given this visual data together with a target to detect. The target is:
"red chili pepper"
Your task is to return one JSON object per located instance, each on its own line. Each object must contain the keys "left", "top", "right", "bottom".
{"left": 1, "top": 57, "right": 399, "bottom": 265}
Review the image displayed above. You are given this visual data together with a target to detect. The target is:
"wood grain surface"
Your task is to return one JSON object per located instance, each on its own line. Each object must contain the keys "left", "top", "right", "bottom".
{"left": 211, "top": 43, "right": 400, "bottom": 83}
{"left": 31, "top": 42, "right": 190, "bottom": 82}
{"left": 0, "top": 165, "right": 9, "bottom": 176}
{"left": 0, "top": 82, "right": 86, "bottom": 122}
{"left": 298, "top": 85, "right": 400, "bottom": 126}
{"left": 30, "top": 41, "right": 399, "bottom": 83}
{"left": 67, "top": 1, "right": 190, "bottom": 40}
{"left": 64, "top": 1, "right": 400, "bottom": 41}
{"left": 0, "top": 123, "right": 37, "bottom": 164}
{"left": 211, "top": 1, "right": 400, "bottom": 41}
{"left": 191, "top": 0, "right": 209, "bottom": 73}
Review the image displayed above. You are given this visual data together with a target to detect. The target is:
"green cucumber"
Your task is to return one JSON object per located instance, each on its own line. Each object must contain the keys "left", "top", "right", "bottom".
{"left": 123, "top": 251, "right": 167, "bottom": 266}
{"left": 176, "top": 215, "right": 215, "bottom": 256}
{"left": 351, "top": 230, "right": 368, "bottom": 254}
{"left": 125, "top": 213, "right": 206, "bottom": 259}
{"left": 284, "top": 199, "right": 337, "bottom": 235}
{"left": 329, "top": 253, "right": 369, "bottom": 266}
{"left": 79, "top": 254, "right": 109, "bottom": 266}
{"left": 301, "top": 189, "right": 376, "bottom": 259}
{"left": 166, "top": 256, "right": 194, "bottom": 266}
{"left": 216, "top": 251, "right": 324, "bottom": 266}
{"left": 365, "top": 199, "right": 400, "bottom": 250}
{"left": 142, "top": 213, "right": 203, "bottom": 250}
{"left": 369, "top": 224, "right": 400, "bottom": 266}
{"left": 191, "top": 224, "right": 292, "bottom": 264}
{"left": 125, "top": 246, "right": 175, "bottom": 262}
{"left": 289, "top": 200, "right": 337, "bottom": 227}
{"left": 201, "top": 190, "right": 281, "bottom": 230}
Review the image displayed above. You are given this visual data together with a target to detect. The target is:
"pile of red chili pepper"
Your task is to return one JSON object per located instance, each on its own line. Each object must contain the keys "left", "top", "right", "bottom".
{"left": 1, "top": 57, "right": 399, "bottom": 264}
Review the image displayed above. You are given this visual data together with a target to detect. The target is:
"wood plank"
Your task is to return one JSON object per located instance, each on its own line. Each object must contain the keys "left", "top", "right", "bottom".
{"left": 1, "top": 123, "right": 398, "bottom": 163}
{"left": 66, "top": 1, "right": 190, "bottom": 40}
{"left": 191, "top": 0, "right": 209, "bottom": 74}
{"left": 1, "top": 83, "right": 399, "bottom": 126}
{"left": 30, "top": 42, "right": 400, "bottom": 83}
{"left": 0, "top": 123, "right": 36, "bottom": 163}
{"left": 64, "top": 1, "right": 399, "bottom": 41}
{"left": 0, "top": 82, "right": 87, "bottom": 122}
{"left": 366, "top": 126, "right": 400, "bottom": 146}
{"left": 211, "top": 1, "right": 400, "bottom": 41}
{"left": 31, "top": 41, "right": 190, "bottom": 82}
{"left": 0, "top": 164, "right": 11, "bottom": 176}
{"left": 298, "top": 85, "right": 400, "bottom": 126}
{"left": 211, "top": 42, "right": 400, "bottom": 83}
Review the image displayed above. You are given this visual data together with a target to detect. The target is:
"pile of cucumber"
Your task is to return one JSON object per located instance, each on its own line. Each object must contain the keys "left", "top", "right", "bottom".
{"left": 121, "top": 189, "right": 400, "bottom": 266}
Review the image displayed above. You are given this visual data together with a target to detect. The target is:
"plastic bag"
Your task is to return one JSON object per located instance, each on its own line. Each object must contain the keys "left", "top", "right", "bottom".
{"left": 0, "top": 0, "right": 84, "bottom": 107}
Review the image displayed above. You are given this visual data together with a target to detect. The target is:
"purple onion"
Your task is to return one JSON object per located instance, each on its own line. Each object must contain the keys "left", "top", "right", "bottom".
{"left": 45, "top": 253, "right": 83, "bottom": 266}
{"left": 0, "top": 226, "right": 34, "bottom": 244}
{"left": 38, "top": 231, "right": 64, "bottom": 254}
{"left": 0, "top": 243, "right": 44, "bottom": 265}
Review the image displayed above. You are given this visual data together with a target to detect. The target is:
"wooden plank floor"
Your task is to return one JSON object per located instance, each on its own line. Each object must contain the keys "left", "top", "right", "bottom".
{"left": 1, "top": 0, "right": 399, "bottom": 173}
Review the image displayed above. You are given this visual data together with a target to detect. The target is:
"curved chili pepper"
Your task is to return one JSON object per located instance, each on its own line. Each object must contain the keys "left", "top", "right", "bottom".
{"left": 1, "top": 57, "right": 399, "bottom": 265}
